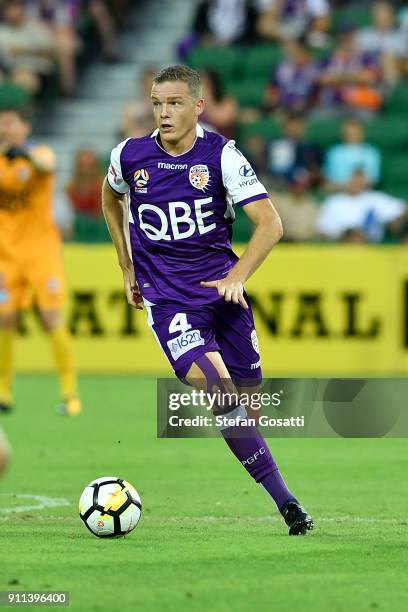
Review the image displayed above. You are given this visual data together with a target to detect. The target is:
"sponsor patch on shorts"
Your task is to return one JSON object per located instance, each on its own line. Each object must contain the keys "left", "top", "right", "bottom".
{"left": 0, "top": 289, "right": 9, "bottom": 304}
{"left": 47, "top": 277, "right": 59, "bottom": 293}
{"left": 167, "top": 329, "right": 205, "bottom": 361}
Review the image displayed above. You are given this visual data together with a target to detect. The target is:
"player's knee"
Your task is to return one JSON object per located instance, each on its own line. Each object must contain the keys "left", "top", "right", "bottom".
{"left": 236, "top": 384, "right": 263, "bottom": 425}
{"left": 195, "top": 352, "right": 230, "bottom": 380}
{"left": 0, "top": 312, "right": 18, "bottom": 330}
{"left": 186, "top": 353, "right": 245, "bottom": 418}
{"left": 38, "top": 310, "right": 62, "bottom": 331}
{"left": 186, "top": 353, "right": 232, "bottom": 390}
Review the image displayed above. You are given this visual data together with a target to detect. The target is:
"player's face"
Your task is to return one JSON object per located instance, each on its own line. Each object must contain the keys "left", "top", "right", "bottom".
{"left": 151, "top": 81, "right": 204, "bottom": 147}
{"left": 0, "top": 111, "right": 30, "bottom": 146}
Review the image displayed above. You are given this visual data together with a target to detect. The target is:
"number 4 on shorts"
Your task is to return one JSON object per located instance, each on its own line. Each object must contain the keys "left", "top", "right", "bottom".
{"left": 169, "top": 313, "right": 192, "bottom": 334}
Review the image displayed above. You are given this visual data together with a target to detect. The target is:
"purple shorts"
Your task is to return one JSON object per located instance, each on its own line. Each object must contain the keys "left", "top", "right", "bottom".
{"left": 144, "top": 296, "right": 262, "bottom": 385}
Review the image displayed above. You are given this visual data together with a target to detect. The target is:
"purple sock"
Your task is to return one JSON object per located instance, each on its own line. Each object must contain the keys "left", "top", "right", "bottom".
{"left": 194, "top": 355, "right": 297, "bottom": 513}
{"left": 221, "top": 424, "right": 297, "bottom": 512}
{"left": 260, "top": 468, "right": 297, "bottom": 512}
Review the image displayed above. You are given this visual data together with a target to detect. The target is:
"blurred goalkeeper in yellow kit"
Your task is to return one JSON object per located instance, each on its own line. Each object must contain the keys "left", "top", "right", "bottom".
{"left": 0, "top": 107, "right": 81, "bottom": 416}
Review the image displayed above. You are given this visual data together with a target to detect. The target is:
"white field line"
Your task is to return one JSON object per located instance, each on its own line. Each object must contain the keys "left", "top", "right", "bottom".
{"left": 0, "top": 493, "right": 70, "bottom": 514}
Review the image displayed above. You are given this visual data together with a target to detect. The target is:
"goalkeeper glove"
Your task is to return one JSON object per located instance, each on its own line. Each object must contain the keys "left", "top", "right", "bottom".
{"left": 4, "top": 146, "right": 30, "bottom": 161}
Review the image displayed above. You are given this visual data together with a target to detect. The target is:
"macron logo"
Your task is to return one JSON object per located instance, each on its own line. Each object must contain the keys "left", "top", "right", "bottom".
{"left": 158, "top": 162, "right": 188, "bottom": 170}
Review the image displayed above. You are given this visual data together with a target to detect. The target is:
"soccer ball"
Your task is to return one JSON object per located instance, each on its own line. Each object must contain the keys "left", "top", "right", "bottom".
{"left": 79, "top": 476, "right": 142, "bottom": 538}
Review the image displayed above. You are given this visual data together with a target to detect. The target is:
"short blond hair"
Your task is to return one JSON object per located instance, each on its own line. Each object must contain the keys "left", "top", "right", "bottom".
{"left": 152, "top": 65, "right": 202, "bottom": 99}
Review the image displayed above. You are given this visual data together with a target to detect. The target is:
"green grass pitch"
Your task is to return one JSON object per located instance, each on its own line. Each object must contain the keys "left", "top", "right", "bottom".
{"left": 0, "top": 375, "right": 407, "bottom": 611}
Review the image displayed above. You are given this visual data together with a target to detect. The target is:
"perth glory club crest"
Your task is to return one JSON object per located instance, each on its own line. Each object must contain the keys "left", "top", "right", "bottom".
{"left": 189, "top": 164, "right": 210, "bottom": 191}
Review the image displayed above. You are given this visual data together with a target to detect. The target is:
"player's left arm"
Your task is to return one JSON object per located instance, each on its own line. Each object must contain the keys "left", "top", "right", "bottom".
{"left": 201, "top": 198, "right": 282, "bottom": 309}
{"left": 230, "top": 196, "right": 283, "bottom": 280}
{"left": 200, "top": 141, "right": 283, "bottom": 309}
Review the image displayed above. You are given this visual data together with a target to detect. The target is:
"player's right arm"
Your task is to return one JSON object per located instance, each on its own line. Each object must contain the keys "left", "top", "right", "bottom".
{"left": 102, "top": 141, "right": 143, "bottom": 310}
{"left": 0, "top": 151, "right": 32, "bottom": 193}
{"left": 0, "top": 144, "right": 56, "bottom": 192}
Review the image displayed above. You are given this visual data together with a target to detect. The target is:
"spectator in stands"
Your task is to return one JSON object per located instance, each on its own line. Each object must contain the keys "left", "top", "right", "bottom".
{"left": 356, "top": 1, "right": 407, "bottom": 87}
{"left": 120, "top": 68, "right": 156, "bottom": 139}
{"left": 324, "top": 117, "right": 381, "bottom": 192}
{"left": 109, "top": 0, "right": 131, "bottom": 29}
{"left": 86, "top": 0, "right": 120, "bottom": 62}
{"left": 272, "top": 168, "right": 319, "bottom": 241}
{"left": 264, "top": 38, "right": 321, "bottom": 116}
{"left": 66, "top": 148, "right": 104, "bottom": 217}
{"left": 257, "top": 0, "right": 331, "bottom": 47}
{"left": 194, "top": 0, "right": 259, "bottom": 45}
{"left": 317, "top": 22, "right": 383, "bottom": 117}
{"left": 178, "top": 0, "right": 259, "bottom": 57}
{"left": 317, "top": 169, "right": 407, "bottom": 243}
{"left": 399, "top": 6, "right": 408, "bottom": 77}
{"left": 399, "top": 4, "right": 408, "bottom": 29}
{"left": 266, "top": 113, "right": 322, "bottom": 186}
{"left": 25, "top": 0, "right": 81, "bottom": 97}
{"left": 239, "top": 134, "right": 266, "bottom": 176}
{"left": 0, "top": 0, "right": 55, "bottom": 94}
{"left": 200, "top": 69, "right": 238, "bottom": 139}
{"left": 0, "top": 57, "right": 7, "bottom": 82}
{"left": 66, "top": 146, "right": 112, "bottom": 242}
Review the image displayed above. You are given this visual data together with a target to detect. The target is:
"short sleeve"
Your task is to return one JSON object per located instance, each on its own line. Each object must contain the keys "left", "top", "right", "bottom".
{"left": 221, "top": 141, "right": 268, "bottom": 207}
{"left": 107, "top": 139, "right": 130, "bottom": 195}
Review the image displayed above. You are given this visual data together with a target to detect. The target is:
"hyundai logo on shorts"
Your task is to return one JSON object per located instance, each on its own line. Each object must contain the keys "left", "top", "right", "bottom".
{"left": 239, "top": 163, "right": 255, "bottom": 177}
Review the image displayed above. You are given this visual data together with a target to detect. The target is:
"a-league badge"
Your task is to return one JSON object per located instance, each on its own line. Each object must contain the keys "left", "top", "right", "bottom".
{"left": 189, "top": 164, "right": 210, "bottom": 191}
{"left": 134, "top": 168, "right": 150, "bottom": 193}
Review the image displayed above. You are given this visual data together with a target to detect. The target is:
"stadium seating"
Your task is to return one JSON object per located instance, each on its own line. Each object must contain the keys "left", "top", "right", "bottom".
{"left": 0, "top": 84, "right": 30, "bottom": 110}
{"left": 332, "top": 5, "right": 371, "bottom": 29}
{"left": 186, "top": 7, "right": 408, "bottom": 241}
{"left": 187, "top": 46, "right": 242, "bottom": 81}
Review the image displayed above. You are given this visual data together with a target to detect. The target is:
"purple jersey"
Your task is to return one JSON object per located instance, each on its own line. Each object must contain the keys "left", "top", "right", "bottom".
{"left": 107, "top": 125, "right": 268, "bottom": 306}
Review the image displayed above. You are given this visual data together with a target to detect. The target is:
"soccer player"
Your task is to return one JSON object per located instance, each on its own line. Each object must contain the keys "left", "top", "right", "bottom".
{"left": 102, "top": 66, "right": 314, "bottom": 535}
{"left": 0, "top": 107, "right": 81, "bottom": 416}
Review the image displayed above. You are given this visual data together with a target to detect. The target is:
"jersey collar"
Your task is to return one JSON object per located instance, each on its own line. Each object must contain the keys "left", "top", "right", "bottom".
{"left": 151, "top": 124, "right": 204, "bottom": 157}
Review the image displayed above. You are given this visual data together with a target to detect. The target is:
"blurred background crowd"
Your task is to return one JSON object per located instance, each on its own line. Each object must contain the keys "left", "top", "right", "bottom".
{"left": 1, "top": 0, "right": 407, "bottom": 244}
